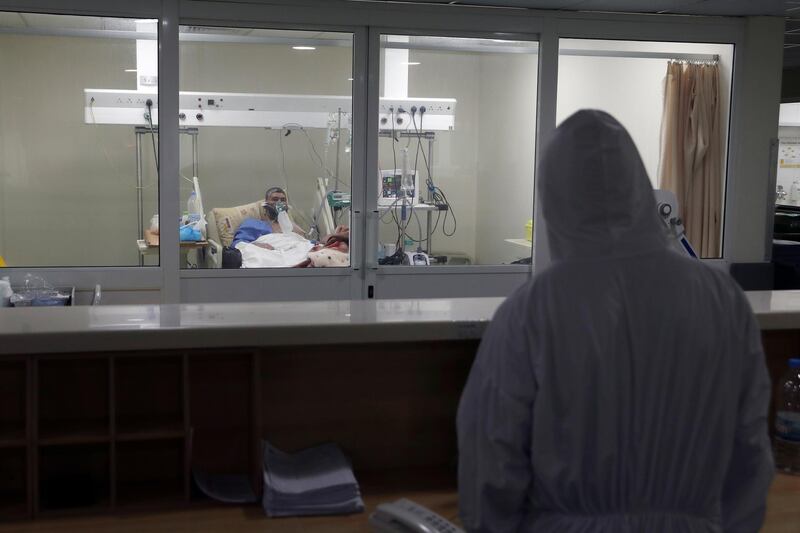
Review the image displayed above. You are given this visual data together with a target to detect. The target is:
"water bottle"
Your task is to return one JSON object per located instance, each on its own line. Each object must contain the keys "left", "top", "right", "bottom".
{"left": 0, "top": 276, "right": 12, "bottom": 307}
{"left": 775, "top": 358, "right": 800, "bottom": 474}
{"left": 276, "top": 203, "right": 293, "bottom": 234}
{"left": 187, "top": 191, "right": 198, "bottom": 219}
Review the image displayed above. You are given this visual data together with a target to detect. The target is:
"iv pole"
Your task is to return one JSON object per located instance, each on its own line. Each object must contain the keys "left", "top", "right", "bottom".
{"left": 134, "top": 126, "right": 199, "bottom": 266}
{"left": 378, "top": 129, "right": 439, "bottom": 255}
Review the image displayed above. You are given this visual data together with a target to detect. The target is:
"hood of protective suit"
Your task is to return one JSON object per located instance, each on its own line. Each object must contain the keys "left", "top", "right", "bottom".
{"left": 539, "top": 110, "right": 668, "bottom": 262}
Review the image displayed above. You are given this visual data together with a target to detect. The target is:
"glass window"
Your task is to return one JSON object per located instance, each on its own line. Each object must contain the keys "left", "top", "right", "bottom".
{"left": 178, "top": 27, "right": 353, "bottom": 269}
{"left": 557, "top": 39, "right": 734, "bottom": 258}
{"left": 776, "top": 107, "right": 800, "bottom": 208}
{"left": 376, "top": 35, "right": 538, "bottom": 267}
{"left": 0, "top": 13, "right": 159, "bottom": 267}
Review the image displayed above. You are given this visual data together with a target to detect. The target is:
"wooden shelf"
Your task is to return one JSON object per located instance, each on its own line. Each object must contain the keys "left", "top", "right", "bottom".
{"left": 116, "top": 440, "right": 185, "bottom": 507}
{"left": 39, "top": 422, "right": 110, "bottom": 446}
{"left": 1, "top": 342, "right": 476, "bottom": 524}
{"left": 115, "top": 356, "right": 184, "bottom": 437}
{"left": 189, "top": 354, "right": 253, "bottom": 479}
{"left": 0, "top": 503, "right": 28, "bottom": 522}
{"left": 38, "top": 443, "right": 111, "bottom": 512}
{"left": 0, "top": 447, "right": 28, "bottom": 521}
{"left": 38, "top": 358, "right": 110, "bottom": 443}
{"left": 0, "top": 361, "right": 27, "bottom": 446}
{"left": 116, "top": 429, "right": 185, "bottom": 443}
{"left": 39, "top": 433, "right": 111, "bottom": 447}
{"left": 0, "top": 436, "right": 26, "bottom": 449}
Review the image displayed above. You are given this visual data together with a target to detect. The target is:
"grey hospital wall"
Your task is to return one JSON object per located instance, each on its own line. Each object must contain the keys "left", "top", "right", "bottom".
{"left": 475, "top": 52, "right": 538, "bottom": 265}
{"left": 0, "top": 31, "right": 530, "bottom": 268}
{"left": 0, "top": 33, "right": 149, "bottom": 267}
{"left": 378, "top": 48, "right": 537, "bottom": 265}
{"left": 178, "top": 41, "right": 354, "bottom": 234}
{"left": 379, "top": 49, "right": 480, "bottom": 261}
{"left": 0, "top": 35, "right": 354, "bottom": 268}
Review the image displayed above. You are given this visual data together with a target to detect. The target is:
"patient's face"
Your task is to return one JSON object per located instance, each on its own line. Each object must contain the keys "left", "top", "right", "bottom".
{"left": 266, "top": 191, "right": 287, "bottom": 205}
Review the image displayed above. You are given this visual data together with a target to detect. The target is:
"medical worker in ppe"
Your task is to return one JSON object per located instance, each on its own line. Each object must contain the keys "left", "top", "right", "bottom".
{"left": 457, "top": 110, "right": 773, "bottom": 533}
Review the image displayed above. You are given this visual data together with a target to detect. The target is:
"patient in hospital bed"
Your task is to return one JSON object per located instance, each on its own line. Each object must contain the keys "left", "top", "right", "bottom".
{"left": 236, "top": 225, "right": 350, "bottom": 268}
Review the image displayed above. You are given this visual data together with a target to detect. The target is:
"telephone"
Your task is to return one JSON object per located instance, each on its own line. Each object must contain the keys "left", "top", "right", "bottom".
{"left": 369, "top": 498, "right": 464, "bottom": 533}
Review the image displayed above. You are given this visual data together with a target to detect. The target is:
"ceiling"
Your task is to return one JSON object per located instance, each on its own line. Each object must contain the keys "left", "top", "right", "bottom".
{"left": 353, "top": 0, "right": 786, "bottom": 16}
{"left": 358, "top": 1, "right": 799, "bottom": 67}
{"left": 2, "top": 2, "right": 797, "bottom": 67}
{"left": 0, "top": 0, "right": 787, "bottom": 18}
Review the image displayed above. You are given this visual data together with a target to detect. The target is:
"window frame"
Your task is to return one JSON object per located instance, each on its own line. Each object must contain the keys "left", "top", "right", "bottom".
{"left": 0, "top": 0, "right": 762, "bottom": 303}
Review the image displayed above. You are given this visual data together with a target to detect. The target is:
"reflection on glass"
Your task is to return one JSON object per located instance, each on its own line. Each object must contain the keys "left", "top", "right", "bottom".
{"left": 0, "top": 13, "right": 159, "bottom": 267}
{"left": 178, "top": 27, "right": 353, "bottom": 269}
{"left": 377, "top": 35, "right": 538, "bottom": 267}
{"left": 556, "top": 39, "right": 734, "bottom": 259}
{"left": 776, "top": 134, "right": 800, "bottom": 208}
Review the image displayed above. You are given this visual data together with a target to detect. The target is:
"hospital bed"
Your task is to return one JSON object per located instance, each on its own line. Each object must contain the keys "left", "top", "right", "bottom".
{"left": 204, "top": 200, "right": 305, "bottom": 269}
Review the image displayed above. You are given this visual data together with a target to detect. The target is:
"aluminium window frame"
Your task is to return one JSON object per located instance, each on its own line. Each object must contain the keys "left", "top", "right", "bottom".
{"left": 0, "top": 0, "right": 758, "bottom": 303}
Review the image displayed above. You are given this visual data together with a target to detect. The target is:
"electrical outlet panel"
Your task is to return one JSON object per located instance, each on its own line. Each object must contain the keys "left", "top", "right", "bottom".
{"left": 85, "top": 89, "right": 457, "bottom": 131}
{"left": 378, "top": 97, "right": 456, "bottom": 131}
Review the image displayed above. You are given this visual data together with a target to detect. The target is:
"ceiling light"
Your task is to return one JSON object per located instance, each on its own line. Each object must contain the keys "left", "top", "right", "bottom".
{"left": 124, "top": 68, "right": 137, "bottom": 73}
{"left": 348, "top": 77, "right": 354, "bottom": 81}
{"left": 292, "top": 46, "right": 316, "bottom": 51}
{"left": 403, "top": 62, "right": 421, "bottom": 66}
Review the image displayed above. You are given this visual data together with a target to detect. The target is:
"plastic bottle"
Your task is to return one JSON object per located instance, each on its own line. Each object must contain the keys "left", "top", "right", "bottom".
{"left": 0, "top": 276, "right": 12, "bottom": 307}
{"left": 775, "top": 358, "right": 800, "bottom": 474}
{"left": 187, "top": 191, "right": 200, "bottom": 222}
{"left": 277, "top": 205, "right": 293, "bottom": 234}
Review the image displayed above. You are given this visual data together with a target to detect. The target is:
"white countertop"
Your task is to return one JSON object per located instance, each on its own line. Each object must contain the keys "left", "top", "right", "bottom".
{"left": 0, "top": 298, "right": 502, "bottom": 355}
{"left": 0, "top": 292, "right": 798, "bottom": 355}
{"left": 746, "top": 290, "right": 800, "bottom": 330}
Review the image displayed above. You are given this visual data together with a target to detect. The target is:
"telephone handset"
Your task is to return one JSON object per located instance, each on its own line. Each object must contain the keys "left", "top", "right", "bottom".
{"left": 369, "top": 498, "right": 465, "bottom": 533}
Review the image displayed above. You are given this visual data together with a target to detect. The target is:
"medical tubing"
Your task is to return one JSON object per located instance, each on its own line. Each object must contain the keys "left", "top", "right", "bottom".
{"left": 146, "top": 99, "right": 159, "bottom": 173}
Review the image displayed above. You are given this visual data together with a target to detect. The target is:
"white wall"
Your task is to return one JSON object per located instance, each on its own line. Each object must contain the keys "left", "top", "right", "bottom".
{"left": 179, "top": 41, "right": 353, "bottom": 233}
{"left": 0, "top": 35, "right": 354, "bottom": 268}
{"left": 0, "top": 33, "right": 149, "bottom": 267}
{"left": 476, "top": 52, "right": 538, "bottom": 265}
{"left": 556, "top": 39, "right": 734, "bottom": 188}
{"left": 379, "top": 49, "right": 481, "bottom": 261}
{"left": 378, "top": 48, "right": 538, "bottom": 265}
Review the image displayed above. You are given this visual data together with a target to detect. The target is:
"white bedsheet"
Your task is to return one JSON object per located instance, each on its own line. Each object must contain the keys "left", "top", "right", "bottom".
{"left": 236, "top": 232, "right": 314, "bottom": 268}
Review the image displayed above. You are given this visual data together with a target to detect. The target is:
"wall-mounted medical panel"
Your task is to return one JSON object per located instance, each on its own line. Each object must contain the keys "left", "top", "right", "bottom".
{"left": 85, "top": 89, "right": 455, "bottom": 130}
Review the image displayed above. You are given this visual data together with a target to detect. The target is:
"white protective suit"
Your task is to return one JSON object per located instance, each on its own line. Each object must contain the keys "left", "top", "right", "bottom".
{"left": 457, "top": 110, "right": 773, "bottom": 533}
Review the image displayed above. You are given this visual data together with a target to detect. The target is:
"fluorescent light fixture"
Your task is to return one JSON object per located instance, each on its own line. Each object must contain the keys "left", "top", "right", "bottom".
{"left": 292, "top": 46, "right": 316, "bottom": 50}
{"left": 403, "top": 62, "right": 421, "bottom": 66}
{"left": 348, "top": 77, "right": 354, "bottom": 81}
{"left": 124, "top": 69, "right": 138, "bottom": 73}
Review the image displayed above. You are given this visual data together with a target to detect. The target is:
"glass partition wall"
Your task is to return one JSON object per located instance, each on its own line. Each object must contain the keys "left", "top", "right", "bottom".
{"left": 177, "top": 27, "right": 353, "bottom": 269}
{"left": 556, "top": 39, "right": 735, "bottom": 259}
{"left": 0, "top": 2, "right": 755, "bottom": 303}
{"left": 375, "top": 35, "right": 539, "bottom": 267}
{"left": 0, "top": 13, "right": 159, "bottom": 268}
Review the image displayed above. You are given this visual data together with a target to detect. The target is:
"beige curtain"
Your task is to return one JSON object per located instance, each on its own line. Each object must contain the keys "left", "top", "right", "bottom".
{"left": 658, "top": 61, "right": 722, "bottom": 258}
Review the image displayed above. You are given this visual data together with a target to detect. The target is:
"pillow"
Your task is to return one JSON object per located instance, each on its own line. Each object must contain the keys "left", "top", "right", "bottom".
{"left": 211, "top": 200, "right": 264, "bottom": 247}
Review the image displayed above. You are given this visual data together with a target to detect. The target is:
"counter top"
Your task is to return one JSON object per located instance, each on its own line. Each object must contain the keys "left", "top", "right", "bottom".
{"left": 0, "top": 298, "right": 502, "bottom": 355}
{"left": 746, "top": 290, "right": 800, "bottom": 330}
{"left": 1, "top": 291, "right": 800, "bottom": 355}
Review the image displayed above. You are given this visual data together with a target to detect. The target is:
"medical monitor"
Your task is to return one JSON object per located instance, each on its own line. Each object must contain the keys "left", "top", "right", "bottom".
{"left": 378, "top": 169, "right": 420, "bottom": 207}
